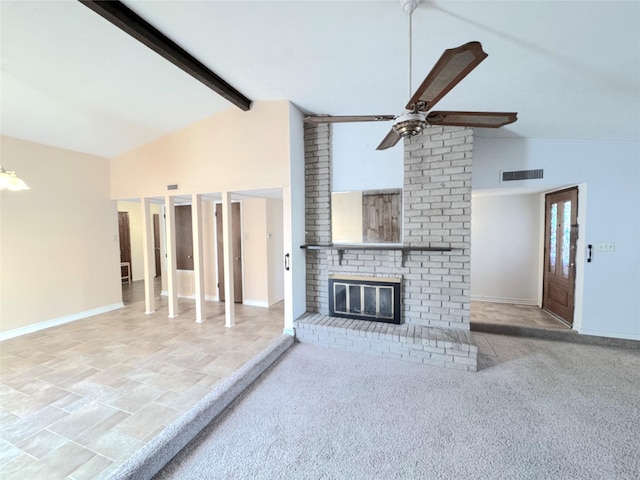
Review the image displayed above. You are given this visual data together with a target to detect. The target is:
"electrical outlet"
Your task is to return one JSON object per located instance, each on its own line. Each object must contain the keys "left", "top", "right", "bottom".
{"left": 597, "top": 242, "right": 615, "bottom": 252}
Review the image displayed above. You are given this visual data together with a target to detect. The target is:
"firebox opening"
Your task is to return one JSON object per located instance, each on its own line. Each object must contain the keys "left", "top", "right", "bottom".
{"left": 329, "top": 275, "right": 402, "bottom": 324}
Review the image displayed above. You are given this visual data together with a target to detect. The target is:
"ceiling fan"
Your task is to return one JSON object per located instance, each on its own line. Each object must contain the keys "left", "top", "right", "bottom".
{"left": 303, "top": 1, "right": 517, "bottom": 150}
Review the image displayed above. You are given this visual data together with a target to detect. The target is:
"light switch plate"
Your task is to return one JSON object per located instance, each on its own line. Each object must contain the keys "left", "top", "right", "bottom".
{"left": 597, "top": 242, "right": 615, "bottom": 252}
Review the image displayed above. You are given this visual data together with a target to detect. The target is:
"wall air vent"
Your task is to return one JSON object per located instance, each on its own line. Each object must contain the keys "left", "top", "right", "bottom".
{"left": 501, "top": 169, "right": 544, "bottom": 182}
{"left": 166, "top": 184, "right": 179, "bottom": 191}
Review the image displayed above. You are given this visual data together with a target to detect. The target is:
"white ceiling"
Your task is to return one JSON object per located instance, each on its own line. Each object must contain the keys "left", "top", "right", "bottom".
{"left": 1, "top": 1, "right": 639, "bottom": 158}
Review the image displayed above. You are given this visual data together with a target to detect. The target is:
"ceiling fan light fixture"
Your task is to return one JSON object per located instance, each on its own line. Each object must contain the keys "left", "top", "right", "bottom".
{"left": 392, "top": 112, "right": 427, "bottom": 137}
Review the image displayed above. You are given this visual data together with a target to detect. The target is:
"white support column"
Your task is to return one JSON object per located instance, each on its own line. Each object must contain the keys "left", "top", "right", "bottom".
{"left": 192, "top": 194, "right": 205, "bottom": 323}
{"left": 140, "top": 198, "right": 156, "bottom": 314}
{"left": 165, "top": 196, "right": 179, "bottom": 318}
{"left": 222, "top": 191, "right": 235, "bottom": 327}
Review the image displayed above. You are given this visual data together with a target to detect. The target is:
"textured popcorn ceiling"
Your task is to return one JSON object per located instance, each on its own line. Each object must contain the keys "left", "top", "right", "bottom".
{"left": 1, "top": 1, "right": 638, "bottom": 158}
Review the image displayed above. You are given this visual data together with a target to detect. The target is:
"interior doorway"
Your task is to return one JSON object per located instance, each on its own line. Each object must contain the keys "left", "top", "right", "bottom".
{"left": 543, "top": 187, "right": 578, "bottom": 325}
{"left": 175, "top": 205, "right": 194, "bottom": 271}
{"left": 153, "top": 213, "right": 161, "bottom": 277}
{"left": 469, "top": 191, "right": 574, "bottom": 334}
{"left": 118, "top": 211, "right": 132, "bottom": 282}
{"left": 215, "top": 202, "right": 243, "bottom": 303}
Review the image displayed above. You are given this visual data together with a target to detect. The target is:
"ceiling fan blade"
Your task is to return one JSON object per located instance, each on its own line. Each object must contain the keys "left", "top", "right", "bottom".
{"left": 304, "top": 115, "right": 395, "bottom": 124}
{"left": 427, "top": 111, "right": 518, "bottom": 128}
{"left": 407, "top": 42, "right": 488, "bottom": 112}
{"left": 376, "top": 129, "right": 402, "bottom": 150}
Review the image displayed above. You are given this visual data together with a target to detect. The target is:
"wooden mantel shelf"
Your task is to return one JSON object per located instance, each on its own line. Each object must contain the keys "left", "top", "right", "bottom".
{"left": 301, "top": 244, "right": 453, "bottom": 252}
{"left": 300, "top": 244, "right": 455, "bottom": 266}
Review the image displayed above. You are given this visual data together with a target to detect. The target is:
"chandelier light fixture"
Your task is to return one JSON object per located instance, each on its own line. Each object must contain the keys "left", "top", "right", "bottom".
{"left": 0, "top": 166, "right": 30, "bottom": 191}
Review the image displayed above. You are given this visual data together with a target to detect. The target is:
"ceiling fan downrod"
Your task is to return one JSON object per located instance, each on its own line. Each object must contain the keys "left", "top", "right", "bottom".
{"left": 395, "top": 0, "right": 427, "bottom": 139}
{"left": 399, "top": 0, "right": 419, "bottom": 15}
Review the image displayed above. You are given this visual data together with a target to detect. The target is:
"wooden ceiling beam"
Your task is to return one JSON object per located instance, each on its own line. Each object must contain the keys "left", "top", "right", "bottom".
{"left": 79, "top": 0, "right": 252, "bottom": 111}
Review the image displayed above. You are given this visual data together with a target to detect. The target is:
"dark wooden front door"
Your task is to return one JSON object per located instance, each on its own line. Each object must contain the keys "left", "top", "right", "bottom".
{"left": 175, "top": 205, "right": 194, "bottom": 270}
{"left": 543, "top": 187, "right": 578, "bottom": 325}
{"left": 215, "top": 202, "right": 243, "bottom": 303}
{"left": 153, "top": 213, "right": 161, "bottom": 277}
{"left": 118, "top": 211, "right": 132, "bottom": 281}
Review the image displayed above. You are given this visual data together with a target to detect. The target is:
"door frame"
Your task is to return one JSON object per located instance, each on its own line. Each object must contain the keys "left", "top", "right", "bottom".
{"left": 175, "top": 205, "right": 195, "bottom": 271}
{"left": 537, "top": 184, "right": 587, "bottom": 332}
{"left": 118, "top": 211, "right": 132, "bottom": 282}
{"left": 153, "top": 213, "right": 161, "bottom": 277}
{"left": 542, "top": 187, "right": 578, "bottom": 325}
{"left": 214, "top": 201, "right": 244, "bottom": 303}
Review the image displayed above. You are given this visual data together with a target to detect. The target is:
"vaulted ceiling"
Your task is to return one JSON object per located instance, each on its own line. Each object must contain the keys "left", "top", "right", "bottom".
{"left": 1, "top": 1, "right": 638, "bottom": 158}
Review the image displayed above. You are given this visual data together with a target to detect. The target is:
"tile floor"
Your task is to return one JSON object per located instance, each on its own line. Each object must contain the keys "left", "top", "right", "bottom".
{"left": 470, "top": 301, "right": 570, "bottom": 330}
{"left": 0, "top": 284, "right": 284, "bottom": 480}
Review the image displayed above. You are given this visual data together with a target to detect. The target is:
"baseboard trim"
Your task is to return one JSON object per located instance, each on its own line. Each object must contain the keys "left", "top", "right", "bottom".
{"left": 0, "top": 303, "right": 124, "bottom": 341}
{"left": 161, "top": 291, "right": 220, "bottom": 302}
{"left": 160, "top": 291, "right": 195, "bottom": 300}
{"left": 242, "top": 300, "right": 269, "bottom": 308}
{"left": 471, "top": 296, "right": 539, "bottom": 306}
{"left": 472, "top": 323, "right": 639, "bottom": 349}
{"left": 578, "top": 328, "right": 640, "bottom": 342}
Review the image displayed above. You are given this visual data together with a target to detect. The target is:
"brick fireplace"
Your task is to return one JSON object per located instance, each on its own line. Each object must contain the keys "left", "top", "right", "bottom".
{"left": 296, "top": 122, "right": 477, "bottom": 371}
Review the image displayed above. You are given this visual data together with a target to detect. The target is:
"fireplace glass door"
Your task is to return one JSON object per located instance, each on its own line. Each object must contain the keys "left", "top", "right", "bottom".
{"left": 332, "top": 283, "right": 395, "bottom": 321}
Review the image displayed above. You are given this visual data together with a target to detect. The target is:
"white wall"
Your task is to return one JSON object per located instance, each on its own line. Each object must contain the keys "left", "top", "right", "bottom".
{"left": 241, "top": 198, "right": 269, "bottom": 306}
{"left": 202, "top": 200, "right": 217, "bottom": 299}
{"left": 236, "top": 197, "right": 285, "bottom": 307}
{"left": 471, "top": 193, "right": 542, "bottom": 305}
{"left": 284, "top": 103, "right": 307, "bottom": 333}
{"left": 0, "top": 136, "right": 122, "bottom": 338}
{"left": 266, "top": 198, "right": 284, "bottom": 306}
{"left": 332, "top": 122, "right": 403, "bottom": 192}
{"left": 110, "top": 101, "right": 291, "bottom": 199}
{"left": 474, "top": 136, "right": 640, "bottom": 340}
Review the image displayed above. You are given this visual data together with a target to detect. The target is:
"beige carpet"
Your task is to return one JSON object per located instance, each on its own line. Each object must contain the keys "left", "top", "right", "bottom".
{"left": 154, "top": 333, "right": 640, "bottom": 479}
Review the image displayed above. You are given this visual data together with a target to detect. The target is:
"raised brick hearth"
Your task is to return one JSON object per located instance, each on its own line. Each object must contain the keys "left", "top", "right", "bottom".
{"left": 297, "top": 313, "right": 478, "bottom": 371}
{"left": 298, "top": 123, "right": 477, "bottom": 371}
